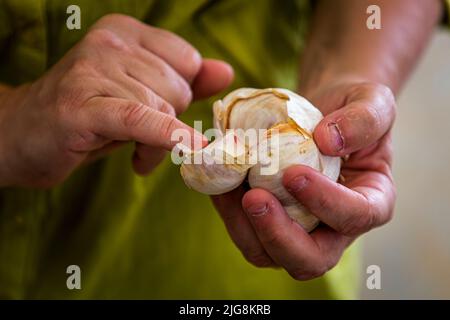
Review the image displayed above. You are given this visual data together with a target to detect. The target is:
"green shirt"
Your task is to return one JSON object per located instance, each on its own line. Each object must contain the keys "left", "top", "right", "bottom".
{"left": 0, "top": 0, "right": 362, "bottom": 299}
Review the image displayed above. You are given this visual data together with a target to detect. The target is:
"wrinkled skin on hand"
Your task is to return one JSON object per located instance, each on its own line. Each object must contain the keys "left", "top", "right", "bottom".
{"left": 212, "top": 79, "right": 396, "bottom": 280}
{"left": 0, "top": 14, "right": 233, "bottom": 188}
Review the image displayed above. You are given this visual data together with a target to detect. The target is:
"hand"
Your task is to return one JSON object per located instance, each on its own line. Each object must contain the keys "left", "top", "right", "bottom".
{"left": 0, "top": 14, "right": 233, "bottom": 188}
{"left": 212, "top": 78, "right": 396, "bottom": 280}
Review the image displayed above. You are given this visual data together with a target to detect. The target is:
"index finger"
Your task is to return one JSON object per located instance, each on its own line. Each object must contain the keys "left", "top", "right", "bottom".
{"left": 84, "top": 96, "right": 206, "bottom": 151}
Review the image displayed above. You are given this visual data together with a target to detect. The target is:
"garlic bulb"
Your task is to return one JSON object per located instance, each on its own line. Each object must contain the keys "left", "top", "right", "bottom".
{"left": 179, "top": 88, "right": 341, "bottom": 232}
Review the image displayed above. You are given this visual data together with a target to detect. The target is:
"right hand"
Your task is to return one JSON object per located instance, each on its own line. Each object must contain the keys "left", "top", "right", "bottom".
{"left": 0, "top": 14, "right": 233, "bottom": 188}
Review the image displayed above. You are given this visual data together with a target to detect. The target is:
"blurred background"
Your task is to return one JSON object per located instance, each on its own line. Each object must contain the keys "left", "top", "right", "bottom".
{"left": 360, "top": 29, "right": 450, "bottom": 299}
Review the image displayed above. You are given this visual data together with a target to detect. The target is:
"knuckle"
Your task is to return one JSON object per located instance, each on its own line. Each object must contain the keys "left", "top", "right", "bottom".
{"left": 339, "top": 207, "right": 374, "bottom": 236}
{"left": 67, "top": 58, "right": 96, "bottom": 76}
{"left": 135, "top": 85, "right": 156, "bottom": 106}
{"left": 259, "top": 228, "right": 288, "bottom": 249}
{"left": 119, "top": 101, "right": 149, "bottom": 129}
{"left": 149, "top": 57, "right": 172, "bottom": 79}
{"left": 154, "top": 28, "right": 201, "bottom": 79}
{"left": 159, "top": 115, "right": 177, "bottom": 140}
{"left": 143, "top": 89, "right": 160, "bottom": 108}
{"left": 312, "top": 194, "right": 332, "bottom": 214}
{"left": 175, "top": 81, "right": 193, "bottom": 112}
{"left": 159, "top": 102, "right": 176, "bottom": 117}
{"left": 181, "top": 45, "right": 202, "bottom": 80}
{"left": 64, "top": 130, "right": 99, "bottom": 153}
{"left": 150, "top": 59, "right": 192, "bottom": 112}
{"left": 145, "top": 92, "right": 176, "bottom": 116}
{"left": 84, "top": 28, "right": 128, "bottom": 52}
{"left": 96, "top": 13, "right": 138, "bottom": 26}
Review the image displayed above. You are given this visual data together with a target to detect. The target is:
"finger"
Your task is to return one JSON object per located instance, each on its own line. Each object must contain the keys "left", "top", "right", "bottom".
{"left": 212, "top": 187, "right": 276, "bottom": 268}
{"left": 283, "top": 165, "right": 395, "bottom": 237}
{"left": 313, "top": 83, "right": 396, "bottom": 156}
{"left": 93, "top": 15, "right": 202, "bottom": 82}
{"left": 84, "top": 96, "right": 207, "bottom": 151}
{"left": 242, "top": 188, "right": 329, "bottom": 279}
{"left": 123, "top": 47, "right": 192, "bottom": 113}
{"left": 99, "top": 74, "right": 178, "bottom": 117}
{"left": 139, "top": 27, "right": 202, "bottom": 83}
{"left": 132, "top": 144, "right": 167, "bottom": 176}
{"left": 309, "top": 225, "right": 354, "bottom": 260}
{"left": 193, "top": 59, "right": 234, "bottom": 100}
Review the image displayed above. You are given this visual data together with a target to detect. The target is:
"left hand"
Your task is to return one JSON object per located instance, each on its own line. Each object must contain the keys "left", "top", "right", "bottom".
{"left": 212, "top": 78, "right": 397, "bottom": 280}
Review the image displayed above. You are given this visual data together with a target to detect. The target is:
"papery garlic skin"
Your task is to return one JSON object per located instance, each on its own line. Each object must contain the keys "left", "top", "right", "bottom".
{"left": 180, "top": 88, "right": 341, "bottom": 232}
{"left": 180, "top": 131, "right": 251, "bottom": 195}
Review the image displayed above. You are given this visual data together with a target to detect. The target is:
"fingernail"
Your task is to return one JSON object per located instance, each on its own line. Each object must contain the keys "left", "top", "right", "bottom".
{"left": 245, "top": 203, "right": 269, "bottom": 216}
{"left": 328, "top": 122, "right": 344, "bottom": 152}
{"left": 287, "top": 175, "right": 309, "bottom": 193}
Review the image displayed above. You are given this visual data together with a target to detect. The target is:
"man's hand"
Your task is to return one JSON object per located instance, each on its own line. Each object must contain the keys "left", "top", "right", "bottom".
{"left": 0, "top": 14, "right": 233, "bottom": 188}
{"left": 212, "top": 79, "right": 396, "bottom": 280}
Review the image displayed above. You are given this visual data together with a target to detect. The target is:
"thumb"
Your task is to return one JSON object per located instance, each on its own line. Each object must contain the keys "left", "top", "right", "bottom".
{"left": 192, "top": 59, "right": 234, "bottom": 100}
{"left": 313, "top": 84, "right": 396, "bottom": 156}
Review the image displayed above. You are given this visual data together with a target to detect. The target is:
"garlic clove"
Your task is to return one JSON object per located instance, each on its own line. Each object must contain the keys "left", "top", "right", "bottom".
{"left": 180, "top": 131, "right": 251, "bottom": 195}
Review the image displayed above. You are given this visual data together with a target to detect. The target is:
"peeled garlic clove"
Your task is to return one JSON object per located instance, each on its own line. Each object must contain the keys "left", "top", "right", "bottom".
{"left": 180, "top": 131, "right": 251, "bottom": 195}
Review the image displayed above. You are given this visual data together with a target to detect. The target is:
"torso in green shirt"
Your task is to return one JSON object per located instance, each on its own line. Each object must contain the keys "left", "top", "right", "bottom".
{"left": 0, "top": 0, "right": 360, "bottom": 299}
